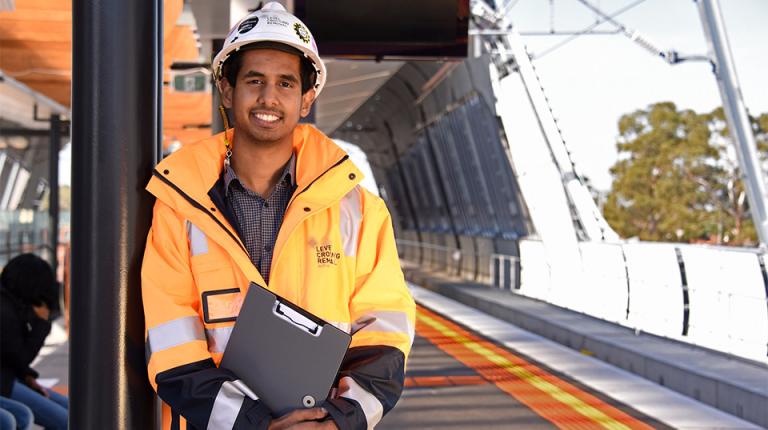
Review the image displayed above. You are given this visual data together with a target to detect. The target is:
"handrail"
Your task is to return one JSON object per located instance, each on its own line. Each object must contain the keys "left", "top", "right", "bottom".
{"left": 396, "top": 238, "right": 520, "bottom": 289}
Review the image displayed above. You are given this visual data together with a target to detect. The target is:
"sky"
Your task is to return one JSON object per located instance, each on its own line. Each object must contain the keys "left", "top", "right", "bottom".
{"left": 506, "top": 0, "right": 768, "bottom": 191}
{"left": 60, "top": 0, "right": 766, "bottom": 192}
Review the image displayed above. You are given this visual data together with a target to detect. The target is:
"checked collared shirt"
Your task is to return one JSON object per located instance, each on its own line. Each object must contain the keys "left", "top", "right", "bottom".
{"left": 223, "top": 153, "right": 296, "bottom": 283}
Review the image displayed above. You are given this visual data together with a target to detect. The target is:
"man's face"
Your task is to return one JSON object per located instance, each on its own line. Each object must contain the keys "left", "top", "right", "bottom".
{"left": 221, "top": 48, "right": 316, "bottom": 148}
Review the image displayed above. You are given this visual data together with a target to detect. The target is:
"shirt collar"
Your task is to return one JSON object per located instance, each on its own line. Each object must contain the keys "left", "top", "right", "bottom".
{"left": 224, "top": 152, "right": 296, "bottom": 197}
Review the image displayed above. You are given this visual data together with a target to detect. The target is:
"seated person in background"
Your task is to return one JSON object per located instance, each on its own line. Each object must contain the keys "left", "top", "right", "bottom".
{"left": 0, "top": 396, "right": 33, "bottom": 430}
{"left": 0, "top": 254, "right": 68, "bottom": 430}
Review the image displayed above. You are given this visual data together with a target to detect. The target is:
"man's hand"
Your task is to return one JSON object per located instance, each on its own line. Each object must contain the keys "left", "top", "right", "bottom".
{"left": 268, "top": 407, "right": 339, "bottom": 430}
{"left": 32, "top": 303, "right": 50, "bottom": 321}
{"left": 23, "top": 375, "right": 50, "bottom": 398}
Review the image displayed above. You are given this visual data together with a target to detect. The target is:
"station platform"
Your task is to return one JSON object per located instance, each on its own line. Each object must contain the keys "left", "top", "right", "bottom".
{"left": 31, "top": 269, "right": 765, "bottom": 429}
{"left": 395, "top": 264, "right": 767, "bottom": 429}
{"left": 380, "top": 289, "right": 670, "bottom": 429}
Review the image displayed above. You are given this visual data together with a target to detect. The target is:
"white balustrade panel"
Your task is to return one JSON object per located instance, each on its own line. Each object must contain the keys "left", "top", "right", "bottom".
{"left": 519, "top": 239, "right": 552, "bottom": 302}
{"left": 680, "top": 246, "right": 768, "bottom": 363}
{"left": 622, "top": 243, "right": 685, "bottom": 340}
{"left": 578, "top": 242, "right": 628, "bottom": 324}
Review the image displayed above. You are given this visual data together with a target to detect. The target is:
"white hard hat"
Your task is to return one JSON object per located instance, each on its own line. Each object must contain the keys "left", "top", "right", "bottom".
{"left": 212, "top": 2, "right": 326, "bottom": 95}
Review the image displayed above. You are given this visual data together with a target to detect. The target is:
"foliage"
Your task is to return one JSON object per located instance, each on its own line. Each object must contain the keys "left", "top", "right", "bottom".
{"left": 604, "top": 102, "right": 767, "bottom": 246}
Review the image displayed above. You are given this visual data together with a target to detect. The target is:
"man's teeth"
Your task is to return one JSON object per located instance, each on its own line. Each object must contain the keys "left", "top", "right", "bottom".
{"left": 255, "top": 113, "right": 279, "bottom": 122}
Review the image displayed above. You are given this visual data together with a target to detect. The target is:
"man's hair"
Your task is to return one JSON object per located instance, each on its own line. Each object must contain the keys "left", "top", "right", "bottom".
{"left": 221, "top": 42, "right": 317, "bottom": 94}
{"left": 0, "top": 253, "right": 58, "bottom": 310}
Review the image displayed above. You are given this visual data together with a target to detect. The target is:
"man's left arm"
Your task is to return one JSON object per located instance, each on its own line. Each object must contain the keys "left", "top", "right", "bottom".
{"left": 324, "top": 192, "right": 416, "bottom": 430}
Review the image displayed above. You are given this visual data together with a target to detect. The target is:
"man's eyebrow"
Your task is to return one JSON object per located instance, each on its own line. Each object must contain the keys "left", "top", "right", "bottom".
{"left": 242, "top": 70, "right": 265, "bottom": 79}
{"left": 241, "top": 70, "right": 299, "bottom": 83}
{"left": 279, "top": 73, "right": 299, "bottom": 83}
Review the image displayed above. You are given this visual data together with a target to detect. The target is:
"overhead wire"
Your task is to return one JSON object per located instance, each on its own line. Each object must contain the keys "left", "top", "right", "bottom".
{"left": 532, "top": 0, "right": 648, "bottom": 60}
{"left": 574, "top": 0, "right": 666, "bottom": 58}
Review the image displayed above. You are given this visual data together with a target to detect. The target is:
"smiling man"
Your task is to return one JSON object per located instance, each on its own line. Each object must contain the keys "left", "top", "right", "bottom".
{"left": 141, "top": 3, "right": 415, "bottom": 430}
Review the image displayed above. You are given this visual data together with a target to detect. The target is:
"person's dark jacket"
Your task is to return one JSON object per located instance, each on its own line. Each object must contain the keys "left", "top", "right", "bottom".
{"left": 0, "top": 285, "right": 51, "bottom": 396}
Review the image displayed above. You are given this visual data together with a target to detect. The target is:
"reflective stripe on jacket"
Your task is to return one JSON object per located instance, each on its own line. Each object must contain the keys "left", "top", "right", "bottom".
{"left": 142, "top": 125, "right": 415, "bottom": 430}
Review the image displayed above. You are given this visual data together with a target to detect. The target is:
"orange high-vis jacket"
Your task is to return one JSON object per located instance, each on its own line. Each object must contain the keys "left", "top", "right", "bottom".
{"left": 141, "top": 125, "right": 415, "bottom": 430}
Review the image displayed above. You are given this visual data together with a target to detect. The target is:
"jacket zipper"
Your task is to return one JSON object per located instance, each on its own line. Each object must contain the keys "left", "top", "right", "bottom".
{"left": 273, "top": 155, "right": 351, "bottom": 271}
{"left": 151, "top": 169, "right": 249, "bottom": 256}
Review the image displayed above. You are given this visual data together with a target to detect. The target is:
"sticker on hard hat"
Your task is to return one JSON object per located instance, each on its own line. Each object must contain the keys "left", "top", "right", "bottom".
{"left": 238, "top": 17, "right": 260, "bottom": 34}
{"left": 264, "top": 15, "right": 290, "bottom": 28}
{"left": 294, "top": 23, "right": 310, "bottom": 44}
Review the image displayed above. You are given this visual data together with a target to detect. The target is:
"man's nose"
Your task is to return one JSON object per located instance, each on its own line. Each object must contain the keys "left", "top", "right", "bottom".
{"left": 257, "top": 83, "right": 279, "bottom": 106}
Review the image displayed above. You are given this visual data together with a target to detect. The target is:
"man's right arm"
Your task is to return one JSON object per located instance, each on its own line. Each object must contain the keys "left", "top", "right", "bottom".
{"left": 0, "top": 303, "right": 50, "bottom": 381}
{"left": 142, "top": 200, "right": 272, "bottom": 429}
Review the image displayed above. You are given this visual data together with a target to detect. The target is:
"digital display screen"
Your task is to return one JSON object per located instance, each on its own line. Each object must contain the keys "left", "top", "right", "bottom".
{"left": 293, "top": 0, "right": 469, "bottom": 58}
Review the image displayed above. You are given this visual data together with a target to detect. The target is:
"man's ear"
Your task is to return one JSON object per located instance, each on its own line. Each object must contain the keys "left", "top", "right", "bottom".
{"left": 219, "top": 78, "right": 234, "bottom": 109}
{"left": 300, "top": 88, "right": 317, "bottom": 118}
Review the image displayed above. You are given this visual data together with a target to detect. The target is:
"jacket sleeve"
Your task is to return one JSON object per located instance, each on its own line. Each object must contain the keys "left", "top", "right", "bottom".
{"left": 142, "top": 200, "right": 273, "bottom": 429}
{"left": 0, "top": 304, "right": 50, "bottom": 380}
{"left": 324, "top": 191, "right": 416, "bottom": 430}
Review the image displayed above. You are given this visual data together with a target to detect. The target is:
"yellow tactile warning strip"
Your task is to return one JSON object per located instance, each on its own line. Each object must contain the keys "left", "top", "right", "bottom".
{"left": 416, "top": 305, "right": 656, "bottom": 430}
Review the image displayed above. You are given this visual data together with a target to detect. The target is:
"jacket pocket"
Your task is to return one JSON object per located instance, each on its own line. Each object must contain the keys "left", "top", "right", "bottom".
{"left": 191, "top": 254, "right": 243, "bottom": 316}
{"left": 201, "top": 288, "right": 242, "bottom": 324}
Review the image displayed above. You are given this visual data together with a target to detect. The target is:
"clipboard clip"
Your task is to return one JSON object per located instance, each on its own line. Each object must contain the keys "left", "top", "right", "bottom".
{"left": 273, "top": 301, "right": 322, "bottom": 336}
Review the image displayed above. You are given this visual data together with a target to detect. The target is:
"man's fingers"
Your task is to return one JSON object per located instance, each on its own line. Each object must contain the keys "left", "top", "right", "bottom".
{"left": 34, "top": 386, "right": 49, "bottom": 398}
{"left": 286, "top": 420, "right": 338, "bottom": 430}
{"left": 286, "top": 407, "right": 327, "bottom": 423}
{"left": 271, "top": 408, "right": 328, "bottom": 429}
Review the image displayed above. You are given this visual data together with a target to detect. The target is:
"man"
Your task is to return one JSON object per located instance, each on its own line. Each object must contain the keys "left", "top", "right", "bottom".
{"left": 141, "top": 3, "right": 415, "bottom": 430}
{"left": 0, "top": 254, "right": 68, "bottom": 430}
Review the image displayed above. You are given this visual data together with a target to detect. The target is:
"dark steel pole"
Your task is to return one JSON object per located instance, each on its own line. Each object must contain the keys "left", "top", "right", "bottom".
{"left": 48, "top": 115, "right": 60, "bottom": 276}
{"left": 71, "top": 0, "right": 160, "bottom": 428}
{"left": 157, "top": 0, "right": 164, "bottom": 163}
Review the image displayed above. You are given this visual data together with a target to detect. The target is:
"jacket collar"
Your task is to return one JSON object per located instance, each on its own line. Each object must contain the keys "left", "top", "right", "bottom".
{"left": 148, "top": 124, "right": 362, "bottom": 215}
{"left": 222, "top": 151, "right": 296, "bottom": 198}
{"left": 146, "top": 125, "right": 364, "bottom": 288}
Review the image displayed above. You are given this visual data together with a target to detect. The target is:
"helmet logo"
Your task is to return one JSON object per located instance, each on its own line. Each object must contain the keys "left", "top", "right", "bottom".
{"left": 294, "top": 22, "right": 311, "bottom": 44}
{"left": 237, "top": 17, "right": 260, "bottom": 34}
{"left": 264, "top": 15, "right": 290, "bottom": 28}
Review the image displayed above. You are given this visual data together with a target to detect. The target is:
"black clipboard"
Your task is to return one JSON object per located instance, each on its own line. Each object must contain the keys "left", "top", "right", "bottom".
{"left": 220, "top": 282, "right": 351, "bottom": 416}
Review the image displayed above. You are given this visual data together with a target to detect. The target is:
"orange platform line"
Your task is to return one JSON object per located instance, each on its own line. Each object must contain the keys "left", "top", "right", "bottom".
{"left": 416, "top": 305, "right": 654, "bottom": 430}
{"left": 404, "top": 375, "right": 489, "bottom": 388}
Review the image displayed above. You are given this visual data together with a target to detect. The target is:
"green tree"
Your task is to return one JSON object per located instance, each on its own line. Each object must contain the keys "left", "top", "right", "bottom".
{"left": 704, "top": 108, "right": 768, "bottom": 244}
{"left": 604, "top": 102, "right": 767, "bottom": 245}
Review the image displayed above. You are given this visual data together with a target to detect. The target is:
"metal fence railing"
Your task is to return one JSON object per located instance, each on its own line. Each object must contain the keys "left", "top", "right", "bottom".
{"left": 0, "top": 210, "right": 59, "bottom": 268}
{"left": 399, "top": 235, "right": 768, "bottom": 362}
{"left": 0, "top": 228, "right": 52, "bottom": 268}
{"left": 396, "top": 238, "right": 520, "bottom": 288}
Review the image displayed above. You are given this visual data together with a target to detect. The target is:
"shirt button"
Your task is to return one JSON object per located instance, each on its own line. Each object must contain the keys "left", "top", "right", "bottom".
{"left": 303, "top": 207, "right": 311, "bottom": 212}
{"left": 348, "top": 173, "right": 356, "bottom": 180}
{"left": 264, "top": 202, "right": 269, "bottom": 208}
{"left": 264, "top": 245, "right": 271, "bottom": 252}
